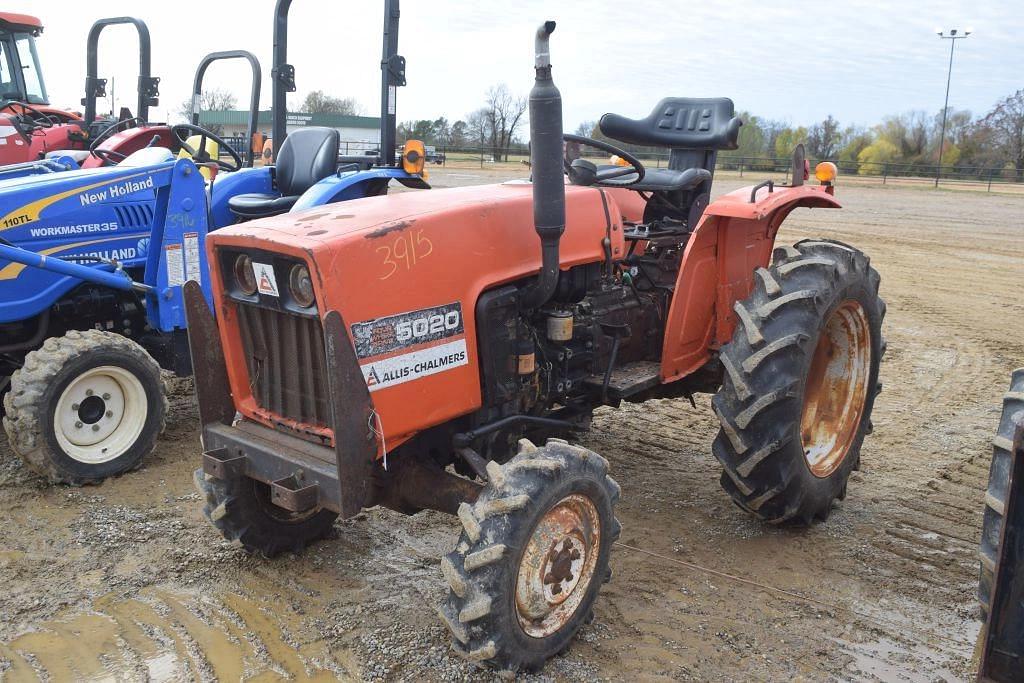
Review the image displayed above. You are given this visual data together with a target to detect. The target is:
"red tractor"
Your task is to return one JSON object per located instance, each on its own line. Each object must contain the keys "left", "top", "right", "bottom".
{"left": 187, "top": 22, "right": 885, "bottom": 671}
{"left": 0, "top": 13, "right": 87, "bottom": 164}
{"left": 0, "top": 13, "right": 176, "bottom": 168}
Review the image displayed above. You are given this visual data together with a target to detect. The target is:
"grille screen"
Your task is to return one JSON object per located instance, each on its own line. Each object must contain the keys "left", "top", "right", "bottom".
{"left": 236, "top": 303, "right": 331, "bottom": 427}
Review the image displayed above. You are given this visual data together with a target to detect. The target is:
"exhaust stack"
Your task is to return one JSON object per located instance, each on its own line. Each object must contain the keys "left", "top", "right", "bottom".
{"left": 519, "top": 21, "right": 565, "bottom": 311}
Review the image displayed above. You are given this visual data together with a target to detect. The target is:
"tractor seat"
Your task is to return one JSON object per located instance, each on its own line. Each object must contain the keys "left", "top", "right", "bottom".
{"left": 600, "top": 97, "right": 742, "bottom": 151}
{"left": 228, "top": 127, "right": 340, "bottom": 220}
{"left": 600, "top": 166, "right": 712, "bottom": 192}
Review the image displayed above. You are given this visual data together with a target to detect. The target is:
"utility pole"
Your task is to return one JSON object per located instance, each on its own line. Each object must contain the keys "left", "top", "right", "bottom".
{"left": 935, "top": 28, "right": 971, "bottom": 187}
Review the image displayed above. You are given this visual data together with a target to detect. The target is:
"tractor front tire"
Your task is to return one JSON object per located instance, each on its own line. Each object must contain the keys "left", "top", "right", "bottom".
{"left": 194, "top": 470, "right": 339, "bottom": 558}
{"left": 2, "top": 330, "right": 167, "bottom": 485}
{"left": 712, "top": 240, "right": 885, "bottom": 524}
{"left": 438, "top": 439, "right": 620, "bottom": 672}
{"left": 978, "top": 368, "right": 1024, "bottom": 619}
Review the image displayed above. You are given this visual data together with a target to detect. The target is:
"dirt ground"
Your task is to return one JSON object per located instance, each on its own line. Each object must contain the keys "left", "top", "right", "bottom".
{"left": 1, "top": 170, "right": 1021, "bottom": 681}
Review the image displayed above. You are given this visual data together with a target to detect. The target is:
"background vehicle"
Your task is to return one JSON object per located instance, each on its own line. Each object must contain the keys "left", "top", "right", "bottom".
{"left": 0, "top": 1, "right": 429, "bottom": 487}
{"left": 0, "top": 13, "right": 87, "bottom": 165}
{"left": 188, "top": 21, "right": 884, "bottom": 672}
{"left": 976, "top": 372, "right": 1023, "bottom": 682}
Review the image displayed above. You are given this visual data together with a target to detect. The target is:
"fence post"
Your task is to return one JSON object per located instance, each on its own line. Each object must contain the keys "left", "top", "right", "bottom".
{"left": 479, "top": 147, "right": 484, "bottom": 169}
{"left": 882, "top": 162, "right": 887, "bottom": 185}
{"left": 739, "top": 161, "right": 743, "bottom": 178}
{"left": 988, "top": 168, "right": 994, "bottom": 192}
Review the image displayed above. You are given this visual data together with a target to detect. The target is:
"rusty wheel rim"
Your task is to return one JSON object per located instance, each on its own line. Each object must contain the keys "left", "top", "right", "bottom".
{"left": 515, "top": 493, "right": 601, "bottom": 638}
{"left": 801, "top": 300, "right": 872, "bottom": 478}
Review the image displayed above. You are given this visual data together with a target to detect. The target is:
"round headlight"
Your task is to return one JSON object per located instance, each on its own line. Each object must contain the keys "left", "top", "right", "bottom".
{"left": 233, "top": 254, "right": 257, "bottom": 295}
{"left": 289, "top": 264, "right": 315, "bottom": 308}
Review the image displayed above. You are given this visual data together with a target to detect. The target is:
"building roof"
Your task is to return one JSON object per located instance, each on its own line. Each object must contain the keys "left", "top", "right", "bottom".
{"left": 198, "top": 110, "right": 380, "bottom": 129}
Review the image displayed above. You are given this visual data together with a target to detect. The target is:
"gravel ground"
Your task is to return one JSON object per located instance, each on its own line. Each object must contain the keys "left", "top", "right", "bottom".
{"left": 0, "top": 171, "right": 1021, "bottom": 681}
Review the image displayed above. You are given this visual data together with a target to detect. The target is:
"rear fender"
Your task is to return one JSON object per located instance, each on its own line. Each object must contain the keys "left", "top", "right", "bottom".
{"left": 659, "top": 183, "right": 840, "bottom": 382}
{"left": 208, "top": 167, "right": 273, "bottom": 228}
{"left": 80, "top": 125, "right": 176, "bottom": 169}
{"left": 291, "top": 168, "right": 429, "bottom": 213}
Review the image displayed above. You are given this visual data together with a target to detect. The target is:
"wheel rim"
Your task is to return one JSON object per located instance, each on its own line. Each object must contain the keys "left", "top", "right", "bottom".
{"left": 800, "top": 300, "right": 872, "bottom": 477}
{"left": 515, "top": 493, "right": 601, "bottom": 638}
{"left": 53, "top": 366, "right": 148, "bottom": 464}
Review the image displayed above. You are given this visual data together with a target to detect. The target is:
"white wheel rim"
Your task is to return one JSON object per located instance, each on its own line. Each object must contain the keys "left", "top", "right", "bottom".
{"left": 53, "top": 366, "right": 148, "bottom": 464}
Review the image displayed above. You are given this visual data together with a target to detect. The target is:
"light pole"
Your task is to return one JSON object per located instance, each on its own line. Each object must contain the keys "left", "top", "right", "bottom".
{"left": 935, "top": 28, "right": 971, "bottom": 187}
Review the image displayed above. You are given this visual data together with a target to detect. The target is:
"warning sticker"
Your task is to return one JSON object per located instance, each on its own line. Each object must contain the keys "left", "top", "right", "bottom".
{"left": 165, "top": 243, "right": 184, "bottom": 286}
{"left": 253, "top": 262, "right": 279, "bottom": 296}
{"left": 361, "top": 339, "right": 468, "bottom": 392}
{"left": 183, "top": 232, "right": 201, "bottom": 283}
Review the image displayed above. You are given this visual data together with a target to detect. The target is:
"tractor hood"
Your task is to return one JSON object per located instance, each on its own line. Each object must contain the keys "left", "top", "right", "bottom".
{"left": 205, "top": 181, "right": 644, "bottom": 445}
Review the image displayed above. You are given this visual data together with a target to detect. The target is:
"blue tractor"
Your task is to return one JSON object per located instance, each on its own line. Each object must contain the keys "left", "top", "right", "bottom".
{"left": 0, "top": 0, "right": 426, "bottom": 485}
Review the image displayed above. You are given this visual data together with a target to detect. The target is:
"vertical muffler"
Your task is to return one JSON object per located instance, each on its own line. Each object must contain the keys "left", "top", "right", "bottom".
{"left": 519, "top": 21, "right": 565, "bottom": 311}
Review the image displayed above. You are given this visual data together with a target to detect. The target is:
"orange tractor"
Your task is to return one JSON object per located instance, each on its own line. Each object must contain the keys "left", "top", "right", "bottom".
{"left": 188, "top": 22, "right": 885, "bottom": 671}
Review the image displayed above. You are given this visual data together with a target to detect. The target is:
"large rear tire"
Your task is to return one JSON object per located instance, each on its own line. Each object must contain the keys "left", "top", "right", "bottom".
{"left": 2, "top": 330, "right": 167, "bottom": 485}
{"left": 711, "top": 240, "right": 885, "bottom": 524}
{"left": 438, "top": 438, "right": 620, "bottom": 672}
{"left": 978, "top": 369, "right": 1024, "bottom": 619}
{"left": 194, "top": 470, "right": 339, "bottom": 558}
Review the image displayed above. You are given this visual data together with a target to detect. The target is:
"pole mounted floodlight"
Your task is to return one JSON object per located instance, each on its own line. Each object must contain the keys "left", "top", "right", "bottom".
{"left": 935, "top": 28, "right": 971, "bottom": 187}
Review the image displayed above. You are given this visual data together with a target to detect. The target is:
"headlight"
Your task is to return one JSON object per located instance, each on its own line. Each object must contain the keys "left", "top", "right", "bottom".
{"left": 233, "top": 254, "right": 257, "bottom": 295}
{"left": 289, "top": 264, "right": 315, "bottom": 308}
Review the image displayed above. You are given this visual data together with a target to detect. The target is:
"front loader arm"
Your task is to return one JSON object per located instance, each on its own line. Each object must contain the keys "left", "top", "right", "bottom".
{"left": 659, "top": 183, "right": 841, "bottom": 382}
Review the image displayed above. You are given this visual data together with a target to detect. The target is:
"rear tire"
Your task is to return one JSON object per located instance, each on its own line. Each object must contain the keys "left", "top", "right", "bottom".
{"left": 978, "top": 369, "right": 1024, "bottom": 619}
{"left": 2, "top": 330, "right": 167, "bottom": 485}
{"left": 438, "top": 438, "right": 620, "bottom": 672}
{"left": 711, "top": 240, "right": 885, "bottom": 524}
{"left": 194, "top": 469, "right": 339, "bottom": 558}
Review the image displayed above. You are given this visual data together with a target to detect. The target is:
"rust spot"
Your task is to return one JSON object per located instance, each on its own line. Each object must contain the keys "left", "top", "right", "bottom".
{"left": 800, "top": 299, "right": 871, "bottom": 478}
{"left": 365, "top": 220, "right": 413, "bottom": 239}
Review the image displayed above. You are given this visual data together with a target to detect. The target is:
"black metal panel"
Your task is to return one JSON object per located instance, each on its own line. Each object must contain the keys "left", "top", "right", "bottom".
{"left": 323, "top": 310, "right": 378, "bottom": 519}
{"left": 183, "top": 281, "right": 235, "bottom": 427}
{"left": 980, "top": 413, "right": 1024, "bottom": 682}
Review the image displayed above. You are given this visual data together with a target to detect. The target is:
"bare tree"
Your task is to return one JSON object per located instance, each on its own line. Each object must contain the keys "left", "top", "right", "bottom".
{"left": 300, "top": 90, "right": 361, "bottom": 115}
{"left": 176, "top": 88, "right": 238, "bottom": 134}
{"left": 807, "top": 115, "right": 842, "bottom": 159}
{"left": 980, "top": 89, "right": 1024, "bottom": 181}
{"left": 483, "top": 84, "right": 527, "bottom": 161}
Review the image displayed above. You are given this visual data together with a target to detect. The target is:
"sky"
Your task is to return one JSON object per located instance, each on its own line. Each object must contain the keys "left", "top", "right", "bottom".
{"left": 11, "top": 0, "right": 1024, "bottom": 135}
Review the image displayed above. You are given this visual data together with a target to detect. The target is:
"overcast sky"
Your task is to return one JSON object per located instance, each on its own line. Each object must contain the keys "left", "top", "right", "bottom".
{"left": 13, "top": 1, "right": 1023, "bottom": 135}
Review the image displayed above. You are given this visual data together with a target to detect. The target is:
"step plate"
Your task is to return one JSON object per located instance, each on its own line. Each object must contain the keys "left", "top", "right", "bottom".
{"left": 584, "top": 361, "right": 662, "bottom": 399}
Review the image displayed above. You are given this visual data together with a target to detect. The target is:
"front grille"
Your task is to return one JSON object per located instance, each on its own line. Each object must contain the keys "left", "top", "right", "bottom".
{"left": 236, "top": 303, "right": 331, "bottom": 427}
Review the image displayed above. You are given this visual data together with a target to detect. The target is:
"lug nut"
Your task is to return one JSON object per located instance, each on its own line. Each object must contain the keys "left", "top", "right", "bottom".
{"left": 86, "top": 389, "right": 93, "bottom": 396}
{"left": 72, "top": 403, "right": 79, "bottom": 411}
{"left": 92, "top": 425, "right": 100, "bottom": 432}
{"left": 105, "top": 410, "right": 113, "bottom": 418}
{"left": 75, "top": 421, "right": 83, "bottom": 429}
{"left": 102, "top": 393, "right": 111, "bottom": 400}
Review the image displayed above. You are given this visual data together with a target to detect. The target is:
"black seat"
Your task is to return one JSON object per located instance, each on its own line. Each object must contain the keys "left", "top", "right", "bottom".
{"left": 599, "top": 97, "right": 741, "bottom": 151}
{"left": 229, "top": 127, "right": 341, "bottom": 220}
{"left": 599, "top": 98, "right": 742, "bottom": 224}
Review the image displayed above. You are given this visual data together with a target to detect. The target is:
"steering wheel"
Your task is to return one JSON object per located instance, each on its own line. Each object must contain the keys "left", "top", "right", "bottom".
{"left": 172, "top": 124, "right": 242, "bottom": 172}
{"left": 1, "top": 101, "right": 58, "bottom": 129}
{"left": 89, "top": 117, "right": 145, "bottom": 164}
{"left": 562, "top": 134, "right": 645, "bottom": 187}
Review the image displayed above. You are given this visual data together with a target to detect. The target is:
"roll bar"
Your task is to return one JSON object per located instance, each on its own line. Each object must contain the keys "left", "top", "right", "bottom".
{"left": 379, "top": 0, "right": 405, "bottom": 167}
{"left": 81, "top": 17, "right": 159, "bottom": 126}
{"left": 191, "top": 50, "right": 262, "bottom": 168}
{"left": 269, "top": 0, "right": 405, "bottom": 164}
{"left": 270, "top": 0, "right": 294, "bottom": 155}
